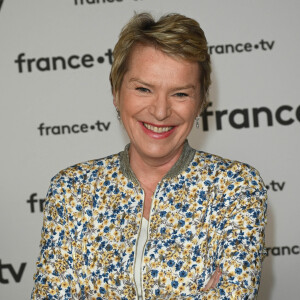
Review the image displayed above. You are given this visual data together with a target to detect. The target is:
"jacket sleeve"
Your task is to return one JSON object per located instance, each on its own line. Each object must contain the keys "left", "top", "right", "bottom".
{"left": 196, "top": 166, "right": 267, "bottom": 299}
{"left": 31, "top": 174, "right": 81, "bottom": 300}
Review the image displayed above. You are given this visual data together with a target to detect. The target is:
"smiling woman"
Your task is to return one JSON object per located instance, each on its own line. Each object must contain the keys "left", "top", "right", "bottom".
{"left": 115, "top": 44, "right": 201, "bottom": 167}
{"left": 31, "top": 12, "right": 267, "bottom": 300}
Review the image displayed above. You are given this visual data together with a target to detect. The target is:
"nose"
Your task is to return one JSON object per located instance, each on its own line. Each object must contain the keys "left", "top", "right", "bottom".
{"left": 149, "top": 93, "right": 171, "bottom": 121}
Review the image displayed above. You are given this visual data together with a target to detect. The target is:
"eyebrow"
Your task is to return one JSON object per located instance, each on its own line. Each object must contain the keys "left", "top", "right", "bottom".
{"left": 171, "top": 84, "right": 196, "bottom": 92}
{"left": 129, "top": 78, "right": 154, "bottom": 88}
{"left": 129, "top": 78, "right": 196, "bottom": 91}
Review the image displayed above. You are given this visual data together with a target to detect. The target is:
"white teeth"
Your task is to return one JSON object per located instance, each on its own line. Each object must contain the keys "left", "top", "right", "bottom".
{"left": 143, "top": 123, "right": 173, "bottom": 133}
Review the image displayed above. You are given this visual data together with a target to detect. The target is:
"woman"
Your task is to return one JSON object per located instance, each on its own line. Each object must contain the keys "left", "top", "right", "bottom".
{"left": 32, "top": 13, "right": 267, "bottom": 299}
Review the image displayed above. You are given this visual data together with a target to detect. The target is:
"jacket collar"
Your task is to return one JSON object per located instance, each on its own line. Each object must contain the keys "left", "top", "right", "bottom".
{"left": 119, "top": 140, "right": 196, "bottom": 185}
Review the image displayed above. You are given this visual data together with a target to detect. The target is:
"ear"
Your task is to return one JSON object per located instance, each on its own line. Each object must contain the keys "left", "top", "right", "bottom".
{"left": 113, "top": 91, "right": 119, "bottom": 109}
{"left": 195, "top": 98, "right": 203, "bottom": 117}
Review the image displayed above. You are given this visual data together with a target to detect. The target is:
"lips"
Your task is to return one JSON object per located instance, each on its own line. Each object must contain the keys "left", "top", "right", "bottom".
{"left": 139, "top": 121, "right": 176, "bottom": 139}
{"left": 143, "top": 122, "right": 173, "bottom": 133}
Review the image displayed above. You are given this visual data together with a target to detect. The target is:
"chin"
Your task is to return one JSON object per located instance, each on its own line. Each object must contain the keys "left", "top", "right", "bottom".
{"left": 140, "top": 142, "right": 181, "bottom": 159}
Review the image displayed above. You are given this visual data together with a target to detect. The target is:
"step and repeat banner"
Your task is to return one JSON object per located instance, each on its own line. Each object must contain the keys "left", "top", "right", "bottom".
{"left": 0, "top": 0, "right": 299, "bottom": 299}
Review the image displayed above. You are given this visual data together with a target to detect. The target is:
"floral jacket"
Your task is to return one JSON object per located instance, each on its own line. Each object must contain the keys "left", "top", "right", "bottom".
{"left": 31, "top": 142, "right": 267, "bottom": 300}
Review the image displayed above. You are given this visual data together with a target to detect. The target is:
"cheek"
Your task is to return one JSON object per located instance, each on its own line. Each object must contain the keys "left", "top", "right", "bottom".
{"left": 185, "top": 105, "right": 200, "bottom": 129}
{"left": 118, "top": 91, "right": 130, "bottom": 113}
{"left": 181, "top": 102, "right": 199, "bottom": 122}
{"left": 120, "top": 100, "right": 136, "bottom": 117}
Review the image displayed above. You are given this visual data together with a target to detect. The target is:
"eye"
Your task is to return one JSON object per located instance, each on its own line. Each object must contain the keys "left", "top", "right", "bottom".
{"left": 174, "top": 92, "right": 188, "bottom": 98}
{"left": 136, "top": 87, "right": 151, "bottom": 93}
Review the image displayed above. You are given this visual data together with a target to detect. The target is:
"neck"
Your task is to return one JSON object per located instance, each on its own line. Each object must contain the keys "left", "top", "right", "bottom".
{"left": 129, "top": 144, "right": 184, "bottom": 184}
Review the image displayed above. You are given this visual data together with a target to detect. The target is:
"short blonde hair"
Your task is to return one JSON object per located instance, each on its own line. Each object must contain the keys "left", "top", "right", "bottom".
{"left": 110, "top": 12, "right": 211, "bottom": 109}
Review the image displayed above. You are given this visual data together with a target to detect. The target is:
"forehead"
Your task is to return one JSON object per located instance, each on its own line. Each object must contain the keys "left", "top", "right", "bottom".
{"left": 125, "top": 43, "right": 200, "bottom": 84}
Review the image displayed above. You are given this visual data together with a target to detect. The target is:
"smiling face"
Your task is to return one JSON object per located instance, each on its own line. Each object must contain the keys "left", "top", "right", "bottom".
{"left": 114, "top": 44, "right": 202, "bottom": 165}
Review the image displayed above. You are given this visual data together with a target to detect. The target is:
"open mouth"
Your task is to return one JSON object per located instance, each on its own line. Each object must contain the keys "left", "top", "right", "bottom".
{"left": 143, "top": 122, "right": 174, "bottom": 133}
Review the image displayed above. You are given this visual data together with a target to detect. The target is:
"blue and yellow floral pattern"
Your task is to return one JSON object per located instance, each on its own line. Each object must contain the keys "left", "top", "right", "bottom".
{"left": 32, "top": 142, "right": 267, "bottom": 299}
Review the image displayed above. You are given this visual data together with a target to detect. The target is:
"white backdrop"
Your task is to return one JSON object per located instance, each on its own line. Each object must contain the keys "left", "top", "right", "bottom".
{"left": 0, "top": 0, "right": 299, "bottom": 299}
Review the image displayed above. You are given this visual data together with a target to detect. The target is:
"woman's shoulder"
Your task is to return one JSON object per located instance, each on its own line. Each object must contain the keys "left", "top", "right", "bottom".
{"left": 191, "top": 150, "right": 267, "bottom": 209}
{"left": 49, "top": 151, "right": 121, "bottom": 186}
{"left": 192, "top": 149, "right": 264, "bottom": 184}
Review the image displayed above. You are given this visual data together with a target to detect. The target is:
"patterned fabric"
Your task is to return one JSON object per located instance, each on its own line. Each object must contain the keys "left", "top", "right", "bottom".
{"left": 31, "top": 142, "right": 267, "bottom": 300}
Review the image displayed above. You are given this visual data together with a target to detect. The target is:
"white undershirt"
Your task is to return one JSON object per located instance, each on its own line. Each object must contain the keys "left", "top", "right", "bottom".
{"left": 135, "top": 217, "right": 148, "bottom": 298}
